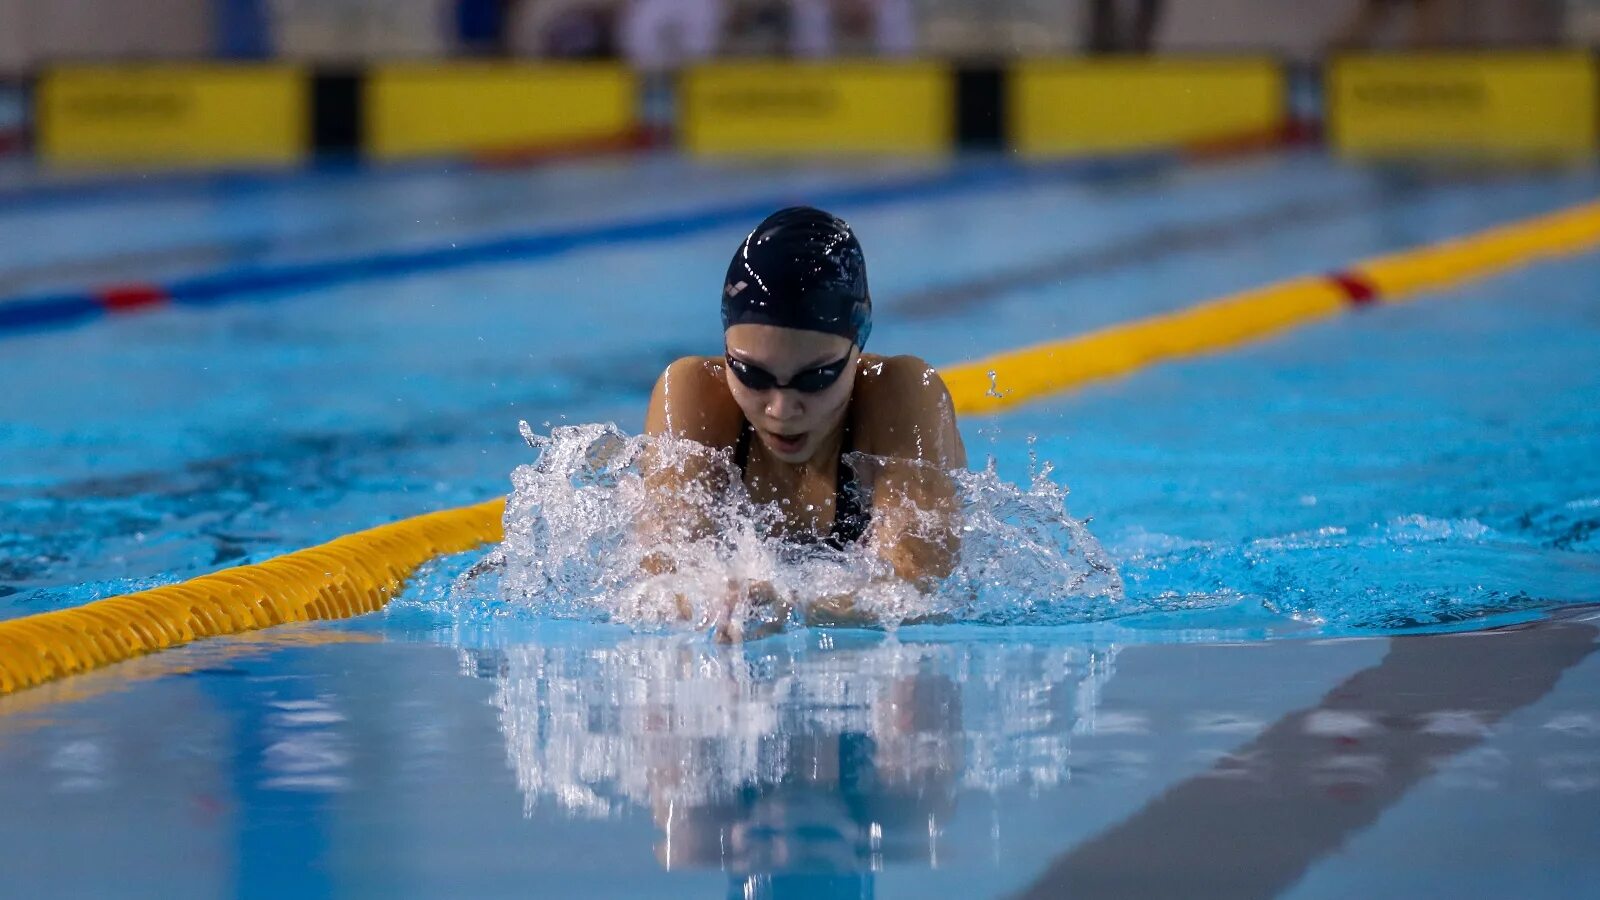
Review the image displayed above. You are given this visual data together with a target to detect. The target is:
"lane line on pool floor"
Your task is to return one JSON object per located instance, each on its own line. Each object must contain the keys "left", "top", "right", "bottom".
{"left": 2, "top": 196, "right": 1599, "bottom": 695}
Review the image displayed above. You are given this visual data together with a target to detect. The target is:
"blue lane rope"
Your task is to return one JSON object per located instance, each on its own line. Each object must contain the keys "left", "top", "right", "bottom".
{"left": 0, "top": 154, "right": 1172, "bottom": 338}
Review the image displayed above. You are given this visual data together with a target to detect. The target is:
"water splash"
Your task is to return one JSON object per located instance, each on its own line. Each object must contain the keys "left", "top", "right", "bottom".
{"left": 442, "top": 423, "right": 1122, "bottom": 630}
{"left": 1108, "top": 513, "right": 1573, "bottom": 632}
{"left": 386, "top": 423, "right": 1585, "bottom": 639}
{"left": 984, "top": 369, "right": 1010, "bottom": 400}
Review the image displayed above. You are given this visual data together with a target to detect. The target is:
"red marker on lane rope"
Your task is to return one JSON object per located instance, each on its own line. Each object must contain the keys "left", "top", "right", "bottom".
{"left": 95, "top": 284, "right": 170, "bottom": 313}
{"left": 1328, "top": 270, "right": 1379, "bottom": 307}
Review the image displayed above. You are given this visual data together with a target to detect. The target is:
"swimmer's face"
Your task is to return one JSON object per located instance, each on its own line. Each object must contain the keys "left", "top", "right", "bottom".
{"left": 723, "top": 324, "right": 857, "bottom": 464}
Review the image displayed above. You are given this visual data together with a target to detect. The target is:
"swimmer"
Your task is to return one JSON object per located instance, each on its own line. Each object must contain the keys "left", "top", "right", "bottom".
{"left": 643, "top": 206, "right": 967, "bottom": 639}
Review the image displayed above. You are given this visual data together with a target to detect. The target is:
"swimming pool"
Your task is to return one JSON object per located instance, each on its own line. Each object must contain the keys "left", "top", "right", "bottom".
{"left": 2, "top": 151, "right": 1598, "bottom": 897}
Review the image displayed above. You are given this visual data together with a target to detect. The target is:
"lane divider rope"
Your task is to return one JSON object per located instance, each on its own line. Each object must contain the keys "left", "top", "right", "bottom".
{"left": 3, "top": 197, "right": 1599, "bottom": 695}
{"left": 946, "top": 198, "right": 1600, "bottom": 415}
{"left": 0, "top": 155, "right": 1171, "bottom": 336}
{"left": 0, "top": 499, "right": 503, "bottom": 694}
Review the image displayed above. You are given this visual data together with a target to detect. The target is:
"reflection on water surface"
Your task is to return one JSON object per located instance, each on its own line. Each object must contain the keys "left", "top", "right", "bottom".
{"left": 460, "top": 633, "right": 1117, "bottom": 892}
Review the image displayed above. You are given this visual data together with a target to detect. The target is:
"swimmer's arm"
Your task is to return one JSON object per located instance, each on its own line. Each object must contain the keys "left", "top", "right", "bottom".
{"left": 640, "top": 357, "right": 741, "bottom": 575}
{"left": 781, "top": 359, "right": 966, "bottom": 629}
{"left": 858, "top": 356, "right": 968, "bottom": 588}
{"left": 672, "top": 356, "right": 968, "bottom": 637}
{"left": 870, "top": 458, "right": 962, "bottom": 588}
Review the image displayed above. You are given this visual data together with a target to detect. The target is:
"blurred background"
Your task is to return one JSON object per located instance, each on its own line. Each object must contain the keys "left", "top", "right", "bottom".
{"left": 0, "top": 0, "right": 1595, "bottom": 171}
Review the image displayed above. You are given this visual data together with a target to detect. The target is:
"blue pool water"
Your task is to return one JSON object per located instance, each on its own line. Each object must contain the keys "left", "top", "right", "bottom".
{"left": 1, "top": 151, "right": 1598, "bottom": 898}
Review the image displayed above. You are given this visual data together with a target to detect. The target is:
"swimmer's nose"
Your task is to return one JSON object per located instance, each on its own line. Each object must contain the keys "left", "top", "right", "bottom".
{"left": 765, "top": 388, "right": 803, "bottom": 421}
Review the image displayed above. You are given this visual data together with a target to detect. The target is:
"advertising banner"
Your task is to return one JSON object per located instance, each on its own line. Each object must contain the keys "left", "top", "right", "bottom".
{"left": 1330, "top": 53, "right": 1598, "bottom": 159}
{"left": 366, "top": 64, "right": 635, "bottom": 160}
{"left": 1012, "top": 58, "right": 1285, "bottom": 157}
{"left": 683, "top": 62, "right": 951, "bottom": 156}
{"left": 40, "top": 65, "right": 306, "bottom": 167}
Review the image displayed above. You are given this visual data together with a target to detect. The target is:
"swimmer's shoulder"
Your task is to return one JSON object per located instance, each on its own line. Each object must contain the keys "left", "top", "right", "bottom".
{"left": 853, "top": 354, "right": 965, "bottom": 465}
{"left": 854, "top": 353, "right": 951, "bottom": 410}
{"left": 645, "top": 356, "right": 743, "bottom": 447}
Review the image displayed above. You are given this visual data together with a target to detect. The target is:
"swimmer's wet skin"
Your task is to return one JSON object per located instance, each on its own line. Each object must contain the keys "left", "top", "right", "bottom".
{"left": 643, "top": 206, "right": 967, "bottom": 641}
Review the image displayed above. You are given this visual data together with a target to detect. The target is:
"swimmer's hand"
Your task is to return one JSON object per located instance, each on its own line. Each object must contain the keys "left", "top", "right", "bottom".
{"left": 456, "top": 549, "right": 506, "bottom": 586}
{"left": 803, "top": 577, "right": 950, "bottom": 629}
{"left": 638, "top": 550, "right": 702, "bottom": 622}
{"left": 712, "top": 580, "right": 793, "bottom": 644}
{"left": 802, "top": 593, "right": 869, "bottom": 627}
{"left": 710, "top": 578, "right": 947, "bottom": 640}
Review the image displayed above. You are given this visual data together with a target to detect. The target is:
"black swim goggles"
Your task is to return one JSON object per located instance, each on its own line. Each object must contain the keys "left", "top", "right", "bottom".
{"left": 725, "top": 350, "right": 853, "bottom": 393}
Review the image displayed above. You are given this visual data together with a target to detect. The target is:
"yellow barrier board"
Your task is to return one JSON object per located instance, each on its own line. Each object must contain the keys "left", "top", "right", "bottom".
{"left": 39, "top": 65, "right": 306, "bottom": 167}
{"left": 1330, "top": 53, "right": 1599, "bottom": 159}
{"left": 683, "top": 62, "right": 951, "bottom": 156}
{"left": 366, "top": 64, "right": 636, "bottom": 160}
{"left": 1011, "top": 58, "right": 1284, "bottom": 157}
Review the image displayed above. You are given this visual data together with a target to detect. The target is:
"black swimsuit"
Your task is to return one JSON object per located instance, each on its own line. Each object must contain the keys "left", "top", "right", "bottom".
{"left": 734, "top": 419, "right": 870, "bottom": 549}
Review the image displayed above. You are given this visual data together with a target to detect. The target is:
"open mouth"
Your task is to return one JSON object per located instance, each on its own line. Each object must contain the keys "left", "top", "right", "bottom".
{"left": 764, "top": 430, "right": 807, "bottom": 454}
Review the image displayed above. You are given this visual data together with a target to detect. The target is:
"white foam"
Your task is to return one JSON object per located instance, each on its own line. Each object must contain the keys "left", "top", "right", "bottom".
{"left": 452, "top": 422, "right": 1122, "bottom": 632}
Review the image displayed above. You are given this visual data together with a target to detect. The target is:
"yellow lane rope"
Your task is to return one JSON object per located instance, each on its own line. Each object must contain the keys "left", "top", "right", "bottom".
{"left": 0, "top": 499, "right": 503, "bottom": 694}
{"left": 3, "top": 198, "right": 1599, "bottom": 695}
{"left": 944, "top": 275, "right": 1349, "bottom": 415}
{"left": 948, "top": 198, "right": 1600, "bottom": 415}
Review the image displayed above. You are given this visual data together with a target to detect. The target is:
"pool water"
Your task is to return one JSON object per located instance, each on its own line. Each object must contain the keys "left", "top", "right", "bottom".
{"left": 1, "top": 151, "right": 1598, "bottom": 898}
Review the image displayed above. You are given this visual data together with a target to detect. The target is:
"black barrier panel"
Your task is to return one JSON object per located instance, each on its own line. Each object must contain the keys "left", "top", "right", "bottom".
{"left": 956, "top": 65, "right": 1004, "bottom": 151}
{"left": 312, "top": 71, "right": 362, "bottom": 158}
{"left": 0, "top": 78, "right": 28, "bottom": 156}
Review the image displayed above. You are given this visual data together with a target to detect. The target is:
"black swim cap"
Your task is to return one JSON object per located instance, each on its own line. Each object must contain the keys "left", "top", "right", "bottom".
{"left": 722, "top": 206, "right": 872, "bottom": 349}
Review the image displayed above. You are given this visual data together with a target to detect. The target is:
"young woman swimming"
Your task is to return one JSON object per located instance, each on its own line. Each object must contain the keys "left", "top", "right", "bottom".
{"left": 643, "top": 206, "right": 967, "bottom": 638}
